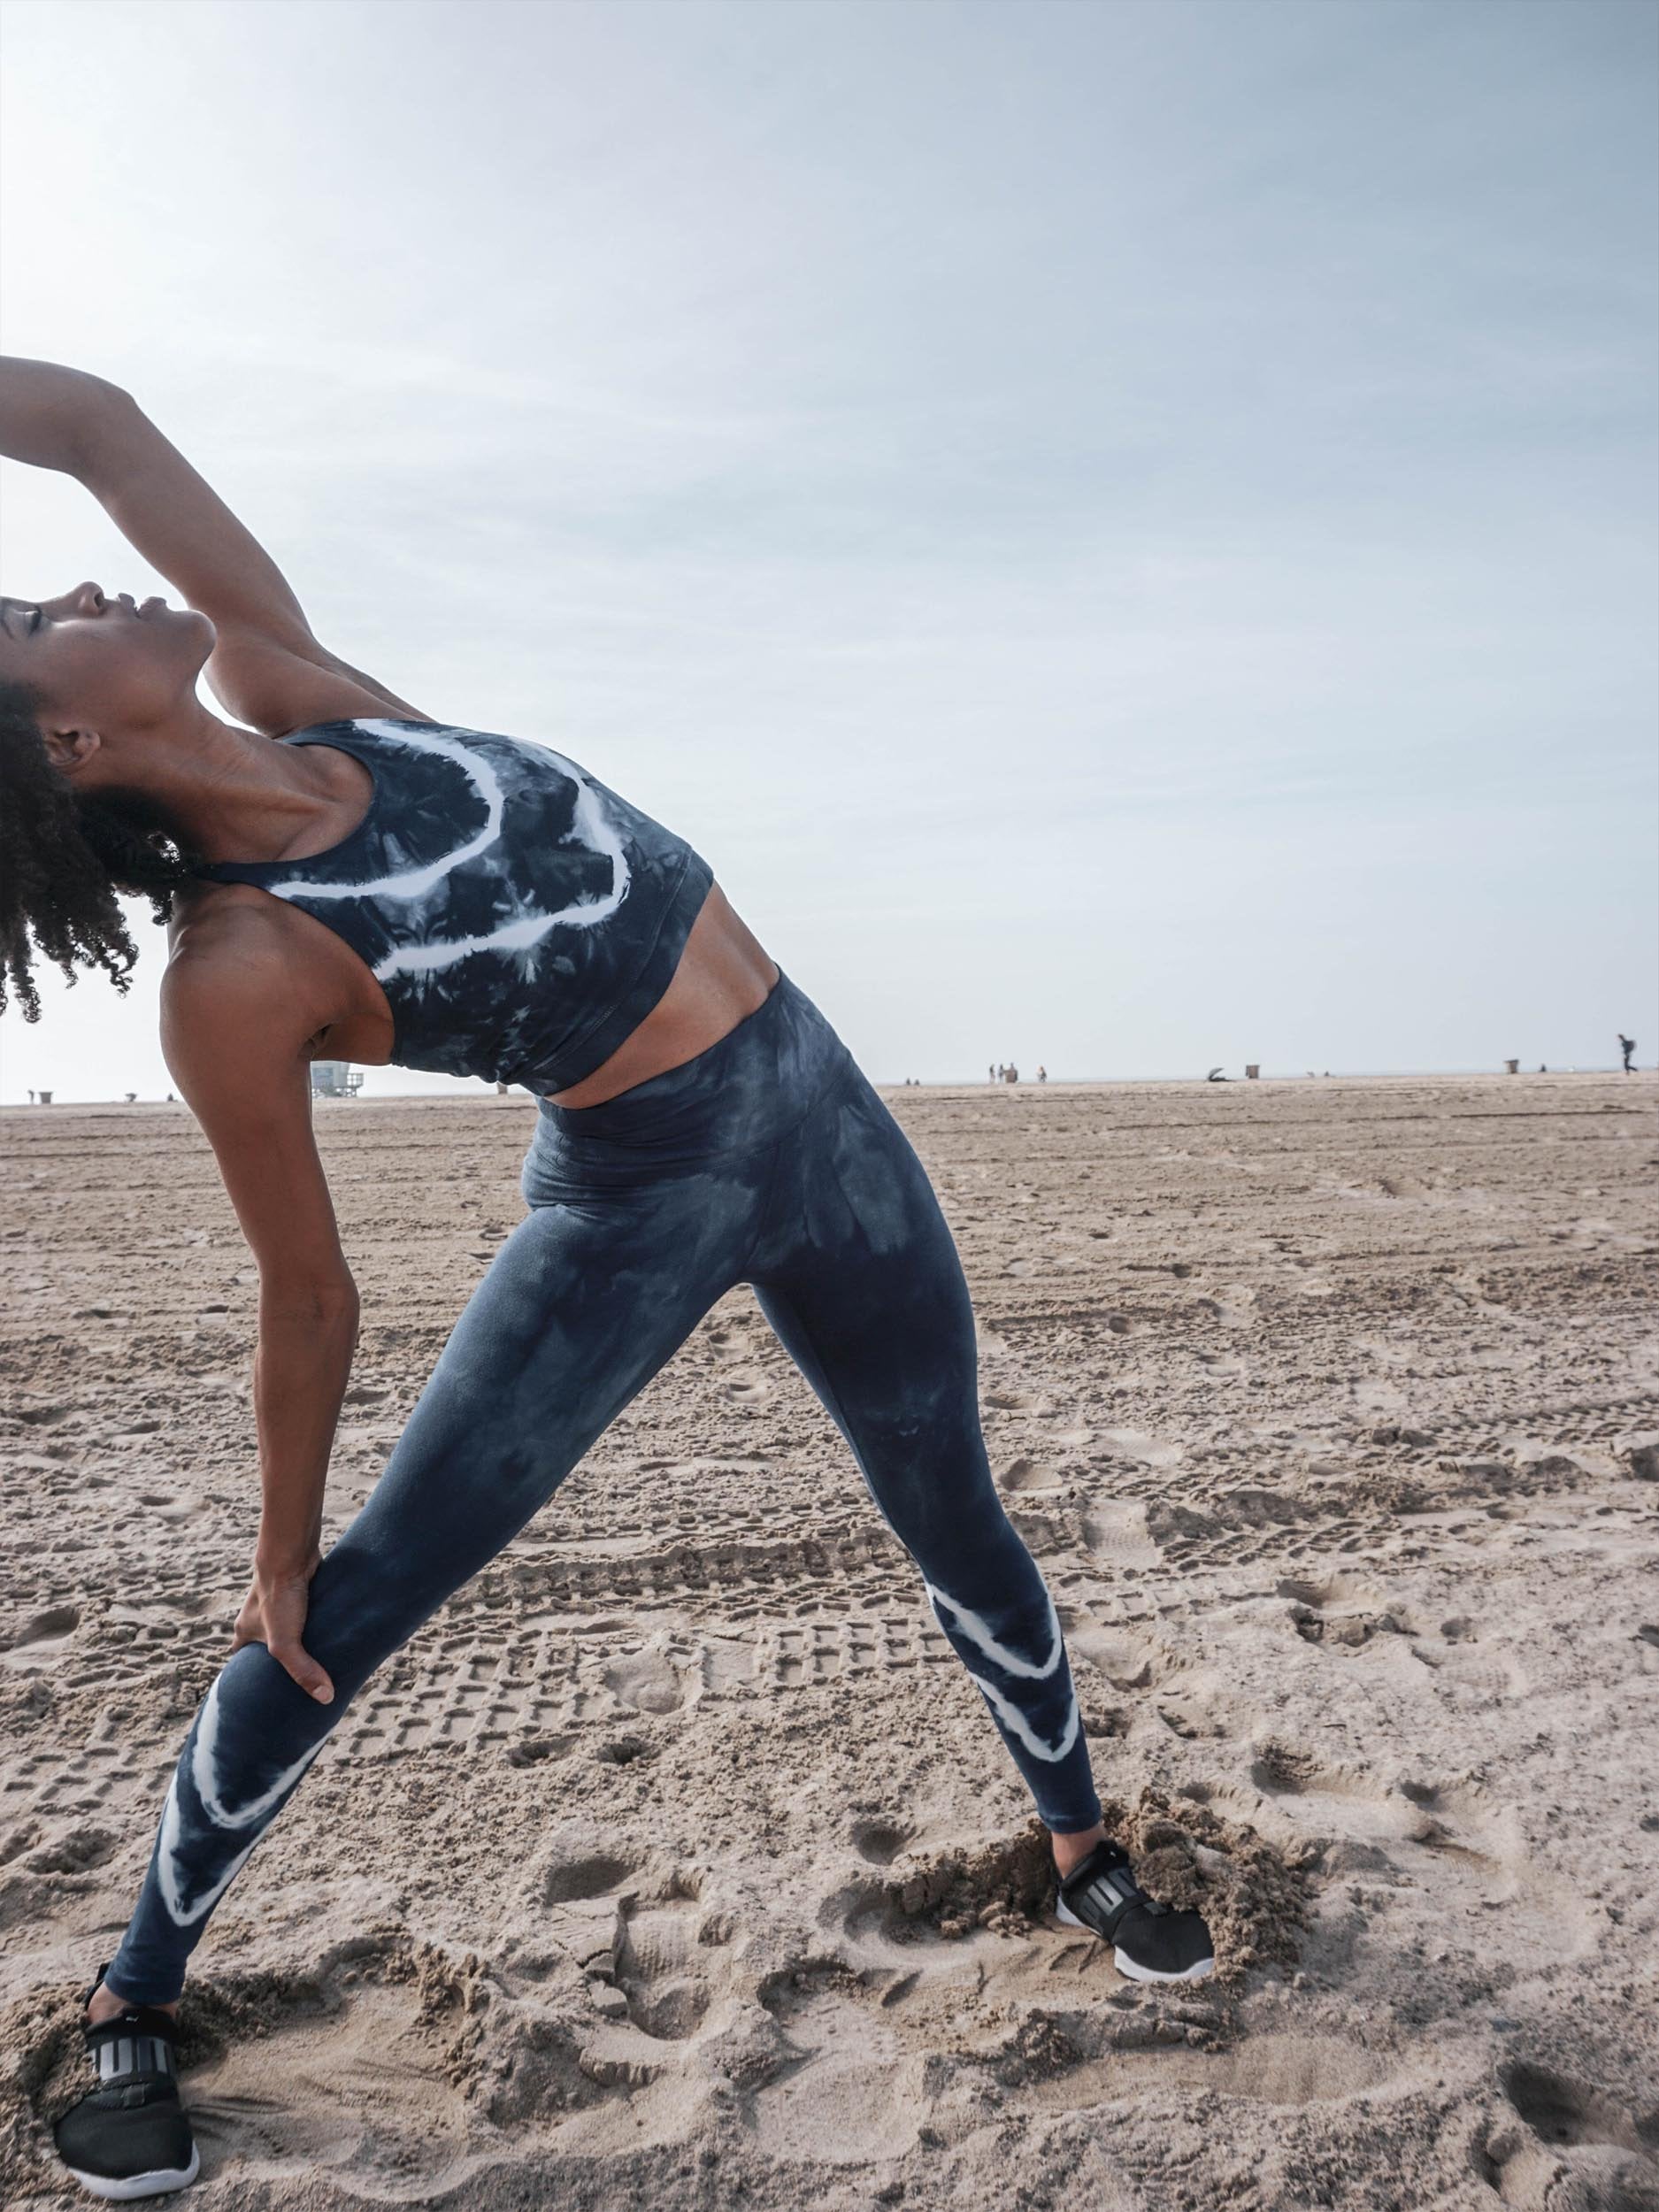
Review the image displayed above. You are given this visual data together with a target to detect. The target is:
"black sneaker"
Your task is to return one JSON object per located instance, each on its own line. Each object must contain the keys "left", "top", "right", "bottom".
{"left": 1054, "top": 1839, "right": 1216, "bottom": 1983}
{"left": 53, "top": 1961, "right": 199, "bottom": 2200}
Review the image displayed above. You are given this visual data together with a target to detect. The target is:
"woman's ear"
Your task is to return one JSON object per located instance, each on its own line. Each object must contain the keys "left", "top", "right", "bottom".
{"left": 42, "top": 724, "right": 104, "bottom": 778}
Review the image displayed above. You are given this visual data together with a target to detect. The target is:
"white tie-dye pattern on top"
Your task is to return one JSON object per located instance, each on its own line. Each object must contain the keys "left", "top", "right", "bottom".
{"left": 269, "top": 722, "right": 632, "bottom": 981}
{"left": 196, "top": 718, "right": 715, "bottom": 1094}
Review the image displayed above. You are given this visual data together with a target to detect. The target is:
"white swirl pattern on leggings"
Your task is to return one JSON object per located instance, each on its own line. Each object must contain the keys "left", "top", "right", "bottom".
{"left": 265, "top": 720, "right": 632, "bottom": 983}
{"left": 923, "top": 1580, "right": 1080, "bottom": 1763}
{"left": 157, "top": 1677, "right": 331, "bottom": 1925}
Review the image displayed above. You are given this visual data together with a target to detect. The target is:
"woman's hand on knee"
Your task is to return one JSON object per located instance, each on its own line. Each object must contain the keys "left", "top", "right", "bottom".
{"left": 231, "top": 1555, "right": 336, "bottom": 1704}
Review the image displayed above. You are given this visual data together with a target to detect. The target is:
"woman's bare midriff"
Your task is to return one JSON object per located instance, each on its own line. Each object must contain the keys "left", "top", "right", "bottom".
{"left": 542, "top": 882, "right": 780, "bottom": 1109}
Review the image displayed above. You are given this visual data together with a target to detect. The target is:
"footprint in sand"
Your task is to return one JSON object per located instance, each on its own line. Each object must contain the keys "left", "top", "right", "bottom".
{"left": 749, "top": 1961, "right": 926, "bottom": 2164}
{"left": 602, "top": 1637, "right": 692, "bottom": 1715}
{"left": 531, "top": 1855, "right": 733, "bottom": 2086}
{"left": 22, "top": 1825, "right": 119, "bottom": 1874}
{"left": 1248, "top": 1742, "right": 1396, "bottom": 1806}
{"left": 1, "top": 1603, "right": 81, "bottom": 1666}
{"left": 1094, "top": 1428, "right": 1184, "bottom": 1470}
{"left": 723, "top": 1369, "right": 773, "bottom": 1409}
{"left": 1065, "top": 1625, "right": 1160, "bottom": 1692}
{"left": 998, "top": 1456, "right": 1065, "bottom": 1494}
{"left": 10, "top": 1601, "right": 81, "bottom": 1645}
{"left": 1276, "top": 1575, "right": 1413, "bottom": 1651}
{"left": 1079, "top": 1500, "right": 1162, "bottom": 1568}
{"left": 849, "top": 1816, "right": 915, "bottom": 1865}
{"left": 613, "top": 1880, "right": 714, "bottom": 2041}
{"left": 504, "top": 1733, "right": 575, "bottom": 1768}
{"left": 1248, "top": 1747, "right": 1544, "bottom": 1913}
{"left": 1194, "top": 1348, "right": 1250, "bottom": 1381}
{"left": 703, "top": 1317, "right": 758, "bottom": 1366}
{"left": 541, "top": 1839, "right": 639, "bottom": 1906}
{"left": 1496, "top": 2059, "right": 1653, "bottom": 2157}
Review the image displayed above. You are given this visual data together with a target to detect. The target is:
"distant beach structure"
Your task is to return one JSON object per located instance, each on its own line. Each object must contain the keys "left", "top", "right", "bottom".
{"left": 311, "top": 1060, "right": 364, "bottom": 1100}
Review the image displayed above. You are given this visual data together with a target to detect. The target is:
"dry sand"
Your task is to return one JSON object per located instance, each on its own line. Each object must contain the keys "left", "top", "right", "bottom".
{"left": 3, "top": 1070, "right": 1657, "bottom": 2212}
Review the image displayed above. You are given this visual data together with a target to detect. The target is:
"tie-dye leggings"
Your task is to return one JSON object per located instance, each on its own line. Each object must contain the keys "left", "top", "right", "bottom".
{"left": 104, "top": 970, "right": 1102, "bottom": 2003}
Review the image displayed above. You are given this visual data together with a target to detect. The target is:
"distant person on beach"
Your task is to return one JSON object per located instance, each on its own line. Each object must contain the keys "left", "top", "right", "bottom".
{"left": 1619, "top": 1033, "right": 1636, "bottom": 1072}
{"left": 0, "top": 357, "right": 1212, "bottom": 2198}
{"left": 1003, "top": 1062, "right": 1018, "bottom": 1084}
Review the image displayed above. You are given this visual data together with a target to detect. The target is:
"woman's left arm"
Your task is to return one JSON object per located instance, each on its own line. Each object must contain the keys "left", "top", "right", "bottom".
{"left": 0, "top": 356, "right": 132, "bottom": 474}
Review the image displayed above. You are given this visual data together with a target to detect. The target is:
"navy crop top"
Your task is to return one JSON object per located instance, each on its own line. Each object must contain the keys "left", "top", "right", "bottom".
{"left": 193, "top": 718, "right": 714, "bottom": 1094}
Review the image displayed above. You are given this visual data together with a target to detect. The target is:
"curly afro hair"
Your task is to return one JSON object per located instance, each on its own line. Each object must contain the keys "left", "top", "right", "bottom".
{"left": 0, "top": 673, "right": 200, "bottom": 1021}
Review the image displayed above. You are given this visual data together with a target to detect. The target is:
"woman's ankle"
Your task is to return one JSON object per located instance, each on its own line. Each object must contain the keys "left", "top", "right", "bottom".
{"left": 1050, "top": 1821, "right": 1107, "bottom": 1878}
{"left": 87, "top": 1979, "right": 179, "bottom": 2025}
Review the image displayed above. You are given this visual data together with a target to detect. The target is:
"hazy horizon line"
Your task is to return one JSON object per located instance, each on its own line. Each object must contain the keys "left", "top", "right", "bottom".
{"left": 4, "top": 1060, "right": 1649, "bottom": 1109}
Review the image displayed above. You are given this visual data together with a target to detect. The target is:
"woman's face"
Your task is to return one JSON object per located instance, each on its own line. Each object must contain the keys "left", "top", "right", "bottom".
{"left": 0, "top": 580, "right": 214, "bottom": 750}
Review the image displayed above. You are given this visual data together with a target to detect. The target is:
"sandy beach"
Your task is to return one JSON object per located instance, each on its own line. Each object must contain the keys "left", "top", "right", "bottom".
{"left": 4, "top": 1070, "right": 1656, "bottom": 2212}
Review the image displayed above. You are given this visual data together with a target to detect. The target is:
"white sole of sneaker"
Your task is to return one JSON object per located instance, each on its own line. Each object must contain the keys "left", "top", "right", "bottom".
{"left": 63, "top": 2143, "right": 200, "bottom": 2200}
{"left": 1054, "top": 1893, "right": 1216, "bottom": 1981}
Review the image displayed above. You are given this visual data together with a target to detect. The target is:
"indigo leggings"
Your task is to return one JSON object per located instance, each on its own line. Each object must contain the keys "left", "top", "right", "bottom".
{"left": 105, "top": 972, "right": 1102, "bottom": 2003}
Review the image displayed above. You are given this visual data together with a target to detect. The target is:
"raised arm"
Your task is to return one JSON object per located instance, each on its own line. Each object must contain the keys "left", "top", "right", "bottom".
{"left": 0, "top": 354, "right": 435, "bottom": 733}
{"left": 161, "top": 908, "right": 364, "bottom": 1701}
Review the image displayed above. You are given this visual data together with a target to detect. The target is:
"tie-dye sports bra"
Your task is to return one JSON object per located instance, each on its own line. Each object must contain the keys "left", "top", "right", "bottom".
{"left": 193, "top": 717, "right": 714, "bottom": 1094}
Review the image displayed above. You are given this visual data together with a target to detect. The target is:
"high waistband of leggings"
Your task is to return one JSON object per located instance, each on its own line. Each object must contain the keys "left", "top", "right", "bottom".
{"left": 528, "top": 969, "right": 857, "bottom": 1170}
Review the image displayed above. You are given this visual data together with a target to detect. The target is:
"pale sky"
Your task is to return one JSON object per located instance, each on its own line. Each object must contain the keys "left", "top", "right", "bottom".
{"left": 1, "top": 0, "right": 1654, "bottom": 1100}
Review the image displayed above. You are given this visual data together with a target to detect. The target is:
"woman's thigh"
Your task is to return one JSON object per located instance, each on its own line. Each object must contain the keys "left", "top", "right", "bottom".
{"left": 745, "top": 1075, "right": 1098, "bottom": 1821}
{"left": 745, "top": 1070, "right": 992, "bottom": 1555}
{"left": 303, "top": 1168, "right": 754, "bottom": 1696}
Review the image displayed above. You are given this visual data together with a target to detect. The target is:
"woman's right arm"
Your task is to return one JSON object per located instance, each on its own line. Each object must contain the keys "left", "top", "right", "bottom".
{"left": 161, "top": 908, "right": 362, "bottom": 1698}
{"left": 0, "top": 352, "right": 435, "bottom": 733}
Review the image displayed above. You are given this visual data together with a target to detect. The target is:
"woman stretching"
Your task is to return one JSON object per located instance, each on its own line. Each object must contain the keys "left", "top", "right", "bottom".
{"left": 0, "top": 357, "right": 1213, "bottom": 2202}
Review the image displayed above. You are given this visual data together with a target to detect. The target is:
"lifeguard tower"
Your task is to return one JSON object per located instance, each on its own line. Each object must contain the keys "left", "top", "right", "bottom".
{"left": 311, "top": 1060, "right": 364, "bottom": 1100}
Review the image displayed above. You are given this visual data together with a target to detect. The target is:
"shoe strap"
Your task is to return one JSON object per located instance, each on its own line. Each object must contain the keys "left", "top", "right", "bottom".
{"left": 1058, "top": 1841, "right": 1166, "bottom": 1939}
{"left": 82, "top": 1995, "right": 180, "bottom": 2084}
